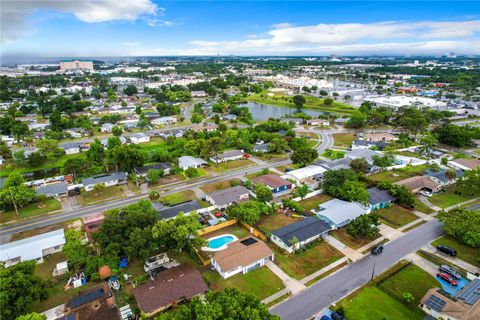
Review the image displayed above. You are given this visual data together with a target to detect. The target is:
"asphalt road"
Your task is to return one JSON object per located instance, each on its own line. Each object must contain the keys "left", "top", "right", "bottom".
{"left": 271, "top": 219, "right": 444, "bottom": 320}
{"left": 0, "top": 158, "right": 291, "bottom": 241}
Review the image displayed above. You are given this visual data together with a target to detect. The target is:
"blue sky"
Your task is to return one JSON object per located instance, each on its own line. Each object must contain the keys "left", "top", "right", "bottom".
{"left": 1, "top": 1, "right": 479, "bottom": 57}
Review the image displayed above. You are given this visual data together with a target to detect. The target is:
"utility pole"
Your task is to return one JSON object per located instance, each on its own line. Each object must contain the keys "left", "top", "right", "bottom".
{"left": 9, "top": 189, "right": 19, "bottom": 216}
{"left": 370, "top": 259, "right": 376, "bottom": 281}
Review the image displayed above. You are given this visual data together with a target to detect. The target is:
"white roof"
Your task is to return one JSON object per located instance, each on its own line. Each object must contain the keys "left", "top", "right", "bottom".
{"left": 178, "top": 156, "right": 207, "bottom": 168}
{"left": 316, "top": 199, "right": 368, "bottom": 225}
{"left": 284, "top": 165, "right": 327, "bottom": 181}
{"left": 0, "top": 229, "right": 66, "bottom": 262}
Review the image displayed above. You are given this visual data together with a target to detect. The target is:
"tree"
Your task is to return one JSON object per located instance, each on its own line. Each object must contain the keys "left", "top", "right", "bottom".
{"left": 123, "top": 85, "right": 138, "bottom": 96}
{"left": 185, "top": 167, "right": 199, "bottom": 178}
{"left": 433, "top": 124, "right": 480, "bottom": 148}
{"left": 456, "top": 168, "right": 480, "bottom": 196}
{"left": 255, "top": 183, "right": 273, "bottom": 202}
{"left": 437, "top": 208, "right": 480, "bottom": 247}
{"left": 63, "top": 228, "right": 91, "bottom": 271}
{"left": 86, "top": 139, "right": 105, "bottom": 165}
{"left": 0, "top": 172, "right": 36, "bottom": 211}
{"left": 149, "top": 190, "right": 160, "bottom": 202}
{"left": 292, "top": 184, "right": 310, "bottom": 199}
{"left": 419, "top": 133, "right": 437, "bottom": 156}
{"left": 336, "top": 180, "right": 369, "bottom": 203}
{"left": 107, "top": 144, "right": 146, "bottom": 172}
{"left": 36, "top": 139, "right": 63, "bottom": 160}
{"left": 403, "top": 292, "right": 415, "bottom": 304}
{"left": 291, "top": 147, "right": 318, "bottom": 166}
{"left": 395, "top": 107, "right": 428, "bottom": 138}
{"left": 445, "top": 169, "right": 456, "bottom": 181}
{"left": 372, "top": 154, "right": 394, "bottom": 170}
{"left": 16, "top": 312, "right": 47, "bottom": 320}
{"left": 349, "top": 158, "right": 369, "bottom": 173}
{"left": 146, "top": 169, "right": 161, "bottom": 184}
{"left": 323, "top": 97, "right": 334, "bottom": 105}
{"left": 268, "top": 138, "right": 289, "bottom": 153}
{"left": 63, "top": 157, "right": 92, "bottom": 179}
{"left": 292, "top": 95, "right": 306, "bottom": 111}
{"left": 289, "top": 236, "right": 299, "bottom": 253}
{"left": 227, "top": 201, "right": 268, "bottom": 225}
{"left": 322, "top": 169, "right": 368, "bottom": 203}
{"left": 346, "top": 111, "right": 366, "bottom": 129}
{"left": 346, "top": 214, "right": 380, "bottom": 239}
{"left": 156, "top": 288, "right": 279, "bottom": 320}
{"left": 191, "top": 113, "right": 203, "bottom": 123}
{"left": 0, "top": 261, "right": 48, "bottom": 320}
{"left": 281, "top": 199, "right": 304, "bottom": 213}
{"left": 152, "top": 212, "right": 203, "bottom": 253}
{"left": 112, "top": 126, "right": 123, "bottom": 137}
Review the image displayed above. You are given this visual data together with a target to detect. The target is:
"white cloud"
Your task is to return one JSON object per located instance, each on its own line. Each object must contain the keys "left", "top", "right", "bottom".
{"left": 122, "top": 42, "right": 141, "bottom": 47}
{"left": 271, "top": 22, "right": 293, "bottom": 29}
{"left": 146, "top": 19, "right": 178, "bottom": 27}
{"left": 1, "top": 0, "right": 159, "bottom": 43}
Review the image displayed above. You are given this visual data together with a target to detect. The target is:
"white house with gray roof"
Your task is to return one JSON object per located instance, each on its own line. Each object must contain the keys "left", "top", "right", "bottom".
{"left": 314, "top": 198, "right": 370, "bottom": 229}
{"left": 82, "top": 172, "right": 127, "bottom": 191}
{"left": 205, "top": 186, "right": 250, "bottom": 209}
{"left": 35, "top": 182, "right": 69, "bottom": 198}
{"left": 178, "top": 156, "right": 207, "bottom": 170}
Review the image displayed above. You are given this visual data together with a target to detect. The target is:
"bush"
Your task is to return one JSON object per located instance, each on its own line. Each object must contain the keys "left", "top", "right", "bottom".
{"left": 185, "top": 167, "right": 200, "bottom": 178}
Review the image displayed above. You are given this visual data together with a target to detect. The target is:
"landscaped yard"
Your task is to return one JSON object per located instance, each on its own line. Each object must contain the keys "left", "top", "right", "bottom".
{"left": 297, "top": 194, "right": 333, "bottom": 213}
{"left": 201, "top": 224, "right": 250, "bottom": 241}
{"left": 256, "top": 214, "right": 301, "bottom": 233}
{"left": 429, "top": 190, "right": 476, "bottom": 209}
{"left": 10, "top": 219, "right": 77, "bottom": 242}
{"left": 200, "top": 178, "right": 243, "bottom": 193}
{"left": 210, "top": 159, "right": 255, "bottom": 173}
{"left": 375, "top": 205, "right": 419, "bottom": 229}
{"left": 272, "top": 241, "right": 344, "bottom": 280}
{"left": 321, "top": 149, "right": 346, "bottom": 160}
{"left": 414, "top": 196, "right": 435, "bottom": 214}
{"left": 160, "top": 190, "right": 197, "bottom": 205}
{"left": 333, "top": 133, "right": 355, "bottom": 148}
{"left": 77, "top": 185, "right": 125, "bottom": 206}
{"left": 367, "top": 164, "right": 428, "bottom": 183}
{"left": 0, "top": 198, "right": 62, "bottom": 224}
{"left": 330, "top": 228, "right": 380, "bottom": 250}
{"left": 432, "top": 235, "right": 480, "bottom": 268}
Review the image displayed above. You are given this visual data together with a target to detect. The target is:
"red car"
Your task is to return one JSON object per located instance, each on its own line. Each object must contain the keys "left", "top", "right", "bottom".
{"left": 437, "top": 273, "right": 458, "bottom": 286}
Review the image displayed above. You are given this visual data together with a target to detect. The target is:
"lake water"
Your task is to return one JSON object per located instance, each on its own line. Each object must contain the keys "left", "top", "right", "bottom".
{"left": 241, "top": 101, "right": 325, "bottom": 121}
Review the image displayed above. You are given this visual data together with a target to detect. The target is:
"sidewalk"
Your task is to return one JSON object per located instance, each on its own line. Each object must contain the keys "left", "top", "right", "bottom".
{"left": 418, "top": 195, "right": 441, "bottom": 211}
{"left": 323, "top": 234, "right": 363, "bottom": 261}
{"left": 300, "top": 257, "right": 348, "bottom": 284}
{"left": 405, "top": 252, "right": 439, "bottom": 276}
{"left": 266, "top": 261, "right": 306, "bottom": 295}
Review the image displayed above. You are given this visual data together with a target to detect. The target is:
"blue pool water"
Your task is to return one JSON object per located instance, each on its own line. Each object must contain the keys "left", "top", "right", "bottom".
{"left": 209, "top": 235, "right": 235, "bottom": 249}
{"left": 436, "top": 276, "right": 470, "bottom": 296}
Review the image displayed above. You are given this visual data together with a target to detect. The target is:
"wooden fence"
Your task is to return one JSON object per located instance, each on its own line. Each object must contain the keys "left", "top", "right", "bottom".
{"left": 198, "top": 218, "right": 238, "bottom": 236}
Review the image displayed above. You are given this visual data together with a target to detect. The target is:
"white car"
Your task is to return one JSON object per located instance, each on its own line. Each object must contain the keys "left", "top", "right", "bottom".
{"left": 420, "top": 190, "right": 433, "bottom": 198}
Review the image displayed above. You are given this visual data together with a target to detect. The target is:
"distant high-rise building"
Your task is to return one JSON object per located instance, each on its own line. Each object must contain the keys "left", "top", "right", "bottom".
{"left": 448, "top": 52, "right": 456, "bottom": 58}
{"left": 59, "top": 60, "right": 94, "bottom": 71}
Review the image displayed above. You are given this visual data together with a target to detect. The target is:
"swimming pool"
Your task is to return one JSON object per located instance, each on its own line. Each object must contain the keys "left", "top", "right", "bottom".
{"left": 201, "top": 234, "right": 238, "bottom": 252}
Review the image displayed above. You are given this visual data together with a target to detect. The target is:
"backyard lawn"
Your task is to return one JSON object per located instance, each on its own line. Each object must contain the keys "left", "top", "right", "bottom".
{"left": 201, "top": 224, "right": 250, "bottom": 240}
{"left": 256, "top": 214, "right": 301, "bottom": 233}
{"left": 429, "top": 190, "right": 476, "bottom": 209}
{"left": 321, "top": 149, "right": 346, "bottom": 160}
{"left": 432, "top": 235, "right": 480, "bottom": 268}
{"left": 272, "top": 241, "right": 344, "bottom": 280}
{"left": 330, "top": 229, "right": 381, "bottom": 250}
{"left": 297, "top": 194, "right": 333, "bottom": 213}
{"left": 414, "top": 196, "right": 435, "bottom": 214}
{"left": 368, "top": 164, "right": 428, "bottom": 183}
{"left": 0, "top": 198, "right": 62, "bottom": 224}
{"left": 210, "top": 159, "right": 255, "bottom": 173}
{"left": 375, "top": 205, "right": 419, "bottom": 229}
{"left": 160, "top": 190, "right": 197, "bottom": 205}
{"left": 77, "top": 186, "right": 125, "bottom": 206}
{"left": 200, "top": 178, "right": 243, "bottom": 193}
{"left": 333, "top": 133, "right": 355, "bottom": 148}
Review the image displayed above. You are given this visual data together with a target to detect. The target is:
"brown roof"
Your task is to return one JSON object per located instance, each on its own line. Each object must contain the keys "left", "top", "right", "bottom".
{"left": 454, "top": 158, "right": 480, "bottom": 170}
{"left": 364, "top": 132, "right": 396, "bottom": 142}
{"left": 420, "top": 288, "right": 480, "bottom": 320}
{"left": 212, "top": 237, "right": 273, "bottom": 272}
{"left": 252, "top": 174, "right": 292, "bottom": 189}
{"left": 395, "top": 175, "right": 441, "bottom": 192}
{"left": 133, "top": 264, "right": 208, "bottom": 316}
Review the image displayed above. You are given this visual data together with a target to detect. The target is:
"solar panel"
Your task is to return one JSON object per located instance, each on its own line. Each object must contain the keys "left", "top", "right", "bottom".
{"left": 69, "top": 288, "right": 104, "bottom": 308}
{"left": 457, "top": 279, "right": 480, "bottom": 305}
{"left": 241, "top": 238, "right": 257, "bottom": 246}
{"left": 425, "top": 295, "right": 446, "bottom": 312}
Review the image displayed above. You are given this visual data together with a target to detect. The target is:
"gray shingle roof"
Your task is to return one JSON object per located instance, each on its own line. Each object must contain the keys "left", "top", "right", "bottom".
{"left": 153, "top": 200, "right": 201, "bottom": 220}
{"left": 134, "top": 163, "right": 172, "bottom": 175}
{"left": 367, "top": 187, "right": 396, "bottom": 205}
{"left": 36, "top": 182, "right": 68, "bottom": 196}
{"left": 207, "top": 186, "right": 249, "bottom": 206}
{"left": 271, "top": 217, "right": 331, "bottom": 246}
{"left": 82, "top": 172, "right": 127, "bottom": 187}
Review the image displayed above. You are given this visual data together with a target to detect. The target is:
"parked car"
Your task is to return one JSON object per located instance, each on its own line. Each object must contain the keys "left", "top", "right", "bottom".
{"left": 420, "top": 190, "right": 433, "bottom": 197}
{"left": 437, "top": 272, "right": 458, "bottom": 286}
{"left": 330, "top": 312, "right": 345, "bottom": 320}
{"left": 439, "top": 264, "right": 461, "bottom": 279}
{"left": 436, "top": 245, "right": 457, "bottom": 257}
{"left": 320, "top": 316, "right": 332, "bottom": 320}
{"left": 371, "top": 245, "right": 384, "bottom": 255}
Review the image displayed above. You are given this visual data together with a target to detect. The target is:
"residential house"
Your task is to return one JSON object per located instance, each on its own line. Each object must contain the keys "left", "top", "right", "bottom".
{"left": 351, "top": 139, "right": 388, "bottom": 150}
{"left": 191, "top": 90, "right": 207, "bottom": 98}
{"left": 205, "top": 186, "right": 250, "bottom": 209}
{"left": 449, "top": 159, "right": 480, "bottom": 171}
{"left": 345, "top": 149, "right": 384, "bottom": 165}
{"left": 364, "top": 133, "right": 396, "bottom": 142}
{"left": 222, "top": 114, "right": 237, "bottom": 121}
{"left": 211, "top": 237, "right": 274, "bottom": 279}
{"left": 101, "top": 123, "right": 115, "bottom": 133}
{"left": 0, "top": 229, "right": 66, "bottom": 267}
{"left": 133, "top": 162, "right": 173, "bottom": 177}
{"left": 129, "top": 132, "right": 150, "bottom": 144}
{"left": 60, "top": 142, "right": 83, "bottom": 155}
{"left": 63, "top": 284, "right": 120, "bottom": 320}
{"left": 367, "top": 187, "right": 396, "bottom": 210}
{"left": 119, "top": 119, "right": 139, "bottom": 129}
{"left": 178, "top": 156, "right": 207, "bottom": 170}
{"left": 133, "top": 265, "right": 208, "bottom": 317}
{"left": 0, "top": 156, "right": 3, "bottom": 165}
{"left": 316, "top": 157, "right": 352, "bottom": 171}
{"left": 82, "top": 213, "right": 105, "bottom": 243}
{"left": 252, "top": 174, "right": 292, "bottom": 194}
{"left": 100, "top": 136, "right": 127, "bottom": 147}
{"left": 419, "top": 279, "right": 480, "bottom": 320}
{"left": 253, "top": 142, "right": 270, "bottom": 153}
{"left": 82, "top": 172, "right": 127, "bottom": 192}
{"left": 159, "top": 129, "right": 184, "bottom": 139}
{"left": 151, "top": 116, "right": 177, "bottom": 126}
{"left": 153, "top": 200, "right": 201, "bottom": 220}
{"left": 210, "top": 150, "right": 244, "bottom": 164}
{"left": 35, "top": 182, "right": 69, "bottom": 198}
{"left": 395, "top": 176, "right": 442, "bottom": 194}
{"left": 190, "top": 123, "right": 218, "bottom": 132}
{"left": 315, "top": 199, "right": 370, "bottom": 229}
{"left": 270, "top": 217, "right": 331, "bottom": 253}
{"left": 306, "top": 119, "right": 330, "bottom": 126}
{"left": 424, "top": 168, "right": 463, "bottom": 186}
{"left": 283, "top": 165, "right": 328, "bottom": 186}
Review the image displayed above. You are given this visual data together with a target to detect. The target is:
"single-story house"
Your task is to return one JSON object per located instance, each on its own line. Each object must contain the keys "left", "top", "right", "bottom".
{"left": 133, "top": 162, "right": 172, "bottom": 177}
{"left": 133, "top": 265, "right": 208, "bottom": 317}
{"left": 364, "top": 133, "right": 396, "bottom": 142}
{"left": 306, "top": 119, "right": 330, "bottom": 126}
{"left": 253, "top": 142, "right": 270, "bottom": 153}
{"left": 210, "top": 150, "right": 244, "bottom": 164}
{"left": 100, "top": 136, "right": 127, "bottom": 147}
{"left": 191, "top": 90, "right": 207, "bottom": 98}
{"left": 345, "top": 149, "right": 384, "bottom": 165}
{"left": 315, "top": 199, "right": 370, "bottom": 229}
{"left": 63, "top": 284, "right": 120, "bottom": 320}
{"left": 423, "top": 168, "right": 463, "bottom": 186}
{"left": 280, "top": 118, "right": 303, "bottom": 125}
{"left": 316, "top": 158, "right": 352, "bottom": 171}
{"left": 60, "top": 142, "right": 83, "bottom": 155}
{"left": 153, "top": 200, "right": 201, "bottom": 220}
{"left": 211, "top": 237, "right": 274, "bottom": 279}
{"left": 351, "top": 139, "right": 388, "bottom": 150}
{"left": 190, "top": 124, "right": 218, "bottom": 132}
{"left": 82, "top": 172, "right": 127, "bottom": 192}
{"left": 129, "top": 132, "right": 150, "bottom": 144}
{"left": 178, "top": 156, "right": 208, "bottom": 170}
{"left": 449, "top": 158, "right": 480, "bottom": 171}
{"left": 159, "top": 129, "right": 184, "bottom": 139}
{"left": 283, "top": 165, "right": 328, "bottom": 185}
{"left": 252, "top": 174, "right": 292, "bottom": 194}
{"left": 120, "top": 119, "right": 139, "bottom": 129}
{"left": 205, "top": 186, "right": 250, "bottom": 209}
{"left": 395, "top": 176, "right": 442, "bottom": 194}
{"left": 0, "top": 229, "right": 66, "bottom": 267}
{"left": 35, "top": 182, "right": 69, "bottom": 198}
{"left": 151, "top": 116, "right": 177, "bottom": 126}
{"left": 82, "top": 213, "right": 105, "bottom": 243}
{"left": 367, "top": 187, "right": 396, "bottom": 210}
{"left": 270, "top": 217, "right": 332, "bottom": 253}
{"left": 222, "top": 114, "right": 237, "bottom": 121}
{"left": 100, "top": 123, "right": 115, "bottom": 133}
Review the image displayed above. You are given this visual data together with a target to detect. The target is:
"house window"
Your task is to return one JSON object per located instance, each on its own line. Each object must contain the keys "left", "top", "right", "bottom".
{"left": 54, "top": 245, "right": 60, "bottom": 250}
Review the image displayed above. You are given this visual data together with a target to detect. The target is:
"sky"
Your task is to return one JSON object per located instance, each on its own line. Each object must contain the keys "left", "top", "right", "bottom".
{"left": 1, "top": 1, "right": 479, "bottom": 58}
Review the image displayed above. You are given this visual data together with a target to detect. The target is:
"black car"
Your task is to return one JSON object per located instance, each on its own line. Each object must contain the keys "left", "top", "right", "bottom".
{"left": 330, "top": 312, "right": 345, "bottom": 320}
{"left": 371, "top": 245, "right": 384, "bottom": 255}
{"left": 439, "top": 264, "right": 461, "bottom": 279}
{"left": 437, "top": 245, "right": 457, "bottom": 257}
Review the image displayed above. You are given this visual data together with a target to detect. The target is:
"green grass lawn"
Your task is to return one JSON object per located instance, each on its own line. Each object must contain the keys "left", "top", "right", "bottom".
{"left": 375, "top": 205, "right": 419, "bottom": 229}
{"left": 209, "top": 159, "right": 255, "bottom": 173}
{"left": 77, "top": 185, "right": 125, "bottom": 206}
{"left": 271, "top": 241, "right": 344, "bottom": 280}
{"left": 297, "top": 194, "right": 334, "bottom": 213}
{"left": 200, "top": 179, "right": 243, "bottom": 193}
{"left": 160, "top": 190, "right": 197, "bottom": 205}
{"left": 368, "top": 164, "right": 429, "bottom": 183}
{"left": 246, "top": 91, "right": 355, "bottom": 115}
{"left": 330, "top": 229, "right": 381, "bottom": 250}
{"left": 201, "top": 224, "right": 251, "bottom": 240}
{"left": 321, "top": 149, "right": 346, "bottom": 160}
{"left": 0, "top": 198, "right": 62, "bottom": 224}
{"left": 256, "top": 214, "right": 301, "bottom": 233}
{"left": 414, "top": 196, "right": 435, "bottom": 214}
{"left": 432, "top": 235, "right": 480, "bottom": 268}
{"left": 429, "top": 190, "right": 476, "bottom": 209}
{"left": 333, "top": 133, "right": 355, "bottom": 148}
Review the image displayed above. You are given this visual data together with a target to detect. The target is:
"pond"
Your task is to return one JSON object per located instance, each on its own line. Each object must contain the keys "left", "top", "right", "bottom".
{"left": 23, "top": 167, "right": 62, "bottom": 181}
{"left": 241, "top": 101, "right": 326, "bottom": 121}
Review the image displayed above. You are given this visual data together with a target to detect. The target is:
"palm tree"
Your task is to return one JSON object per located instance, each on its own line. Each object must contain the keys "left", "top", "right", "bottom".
{"left": 149, "top": 190, "right": 160, "bottom": 202}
